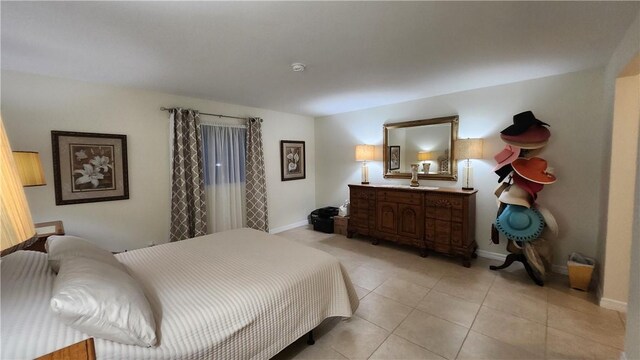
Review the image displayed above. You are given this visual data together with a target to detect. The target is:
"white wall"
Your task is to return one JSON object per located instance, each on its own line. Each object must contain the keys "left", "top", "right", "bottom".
{"left": 627, "top": 123, "right": 640, "bottom": 360}
{"left": 601, "top": 74, "right": 639, "bottom": 308}
{"left": 1, "top": 70, "right": 315, "bottom": 251}
{"left": 315, "top": 69, "right": 605, "bottom": 266}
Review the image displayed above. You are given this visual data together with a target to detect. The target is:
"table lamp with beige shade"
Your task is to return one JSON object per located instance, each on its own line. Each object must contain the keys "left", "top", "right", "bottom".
{"left": 1, "top": 118, "right": 39, "bottom": 256}
{"left": 417, "top": 151, "right": 434, "bottom": 173}
{"left": 13, "top": 151, "right": 46, "bottom": 187}
{"left": 355, "top": 144, "right": 375, "bottom": 184}
{"left": 455, "top": 138, "right": 484, "bottom": 190}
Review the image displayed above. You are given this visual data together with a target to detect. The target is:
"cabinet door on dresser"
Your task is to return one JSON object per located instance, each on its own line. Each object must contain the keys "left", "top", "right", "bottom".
{"left": 376, "top": 201, "right": 398, "bottom": 234}
{"left": 398, "top": 204, "right": 423, "bottom": 239}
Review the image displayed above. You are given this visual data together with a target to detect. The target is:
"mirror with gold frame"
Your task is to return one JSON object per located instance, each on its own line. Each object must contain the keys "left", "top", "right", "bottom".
{"left": 383, "top": 116, "right": 459, "bottom": 181}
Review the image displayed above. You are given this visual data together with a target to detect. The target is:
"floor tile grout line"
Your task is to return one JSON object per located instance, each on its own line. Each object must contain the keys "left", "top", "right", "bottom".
{"left": 287, "top": 227, "right": 620, "bottom": 359}
{"left": 545, "top": 323, "right": 626, "bottom": 351}
{"left": 390, "top": 320, "right": 453, "bottom": 360}
{"left": 350, "top": 315, "right": 394, "bottom": 359}
{"left": 545, "top": 304, "right": 550, "bottom": 360}
{"left": 452, "top": 274, "right": 498, "bottom": 360}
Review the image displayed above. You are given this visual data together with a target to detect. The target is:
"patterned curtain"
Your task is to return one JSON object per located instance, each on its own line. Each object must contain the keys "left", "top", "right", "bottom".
{"left": 245, "top": 118, "right": 269, "bottom": 232}
{"left": 170, "top": 109, "right": 207, "bottom": 241}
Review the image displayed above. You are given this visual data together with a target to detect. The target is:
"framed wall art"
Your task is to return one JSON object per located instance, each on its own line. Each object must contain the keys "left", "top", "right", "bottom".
{"left": 280, "top": 140, "right": 305, "bottom": 181}
{"left": 51, "top": 131, "right": 129, "bottom": 205}
{"left": 389, "top": 145, "right": 401, "bottom": 170}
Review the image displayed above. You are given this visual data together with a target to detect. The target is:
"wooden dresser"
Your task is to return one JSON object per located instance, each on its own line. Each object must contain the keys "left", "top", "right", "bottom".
{"left": 348, "top": 184, "right": 477, "bottom": 267}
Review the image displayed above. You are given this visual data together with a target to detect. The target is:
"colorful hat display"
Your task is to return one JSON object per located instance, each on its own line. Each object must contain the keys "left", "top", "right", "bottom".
{"left": 500, "top": 111, "right": 550, "bottom": 136}
{"left": 493, "top": 144, "right": 521, "bottom": 171}
{"left": 498, "top": 184, "right": 533, "bottom": 208}
{"left": 512, "top": 157, "right": 556, "bottom": 184}
{"left": 534, "top": 204, "right": 558, "bottom": 238}
{"left": 495, "top": 205, "right": 545, "bottom": 242}
{"left": 500, "top": 126, "right": 550, "bottom": 149}
{"left": 513, "top": 173, "right": 544, "bottom": 200}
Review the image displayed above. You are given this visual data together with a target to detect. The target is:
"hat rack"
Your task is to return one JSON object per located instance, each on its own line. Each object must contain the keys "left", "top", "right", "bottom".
{"left": 489, "top": 111, "right": 556, "bottom": 286}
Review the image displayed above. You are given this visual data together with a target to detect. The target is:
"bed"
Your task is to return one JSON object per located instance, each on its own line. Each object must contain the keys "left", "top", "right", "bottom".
{"left": 1, "top": 228, "right": 359, "bottom": 359}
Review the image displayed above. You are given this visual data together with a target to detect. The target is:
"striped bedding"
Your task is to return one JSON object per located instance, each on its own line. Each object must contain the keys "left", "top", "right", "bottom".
{"left": 1, "top": 228, "right": 359, "bottom": 359}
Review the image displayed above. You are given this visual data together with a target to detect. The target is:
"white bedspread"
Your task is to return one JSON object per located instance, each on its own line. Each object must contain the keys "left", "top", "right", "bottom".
{"left": 1, "top": 228, "right": 358, "bottom": 359}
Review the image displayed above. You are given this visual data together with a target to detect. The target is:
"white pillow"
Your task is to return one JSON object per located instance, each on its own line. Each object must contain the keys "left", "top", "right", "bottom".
{"left": 50, "top": 256, "right": 157, "bottom": 347}
{"left": 46, "top": 235, "right": 126, "bottom": 273}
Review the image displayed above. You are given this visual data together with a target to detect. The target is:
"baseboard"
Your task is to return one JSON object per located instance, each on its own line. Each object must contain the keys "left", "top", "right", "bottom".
{"left": 269, "top": 220, "right": 309, "bottom": 234}
{"left": 476, "top": 249, "right": 507, "bottom": 262}
{"left": 476, "top": 250, "right": 568, "bottom": 275}
{"left": 599, "top": 297, "right": 628, "bottom": 313}
{"left": 551, "top": 264, "right": 568, "bottom": 275}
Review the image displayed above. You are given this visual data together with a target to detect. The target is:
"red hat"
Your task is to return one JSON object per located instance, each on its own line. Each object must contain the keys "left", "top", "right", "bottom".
{"left": 513, "top": 173, "right": 544, "bottom": 199}
{"left": 493, "top": 144, "right": 521, "bottom": 171}
{"left": 512, "top": 157, "right": 556, "bottom": 185}
{"left": 500, "top": 126, "right": 550, "bottom": 149}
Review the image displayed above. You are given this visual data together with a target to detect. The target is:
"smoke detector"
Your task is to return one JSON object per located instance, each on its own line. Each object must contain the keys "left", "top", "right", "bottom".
{"left": 291, "top": 63, "right": 306, "bottom": 72}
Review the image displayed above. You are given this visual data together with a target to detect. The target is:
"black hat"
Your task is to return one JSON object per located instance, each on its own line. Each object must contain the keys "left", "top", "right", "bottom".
{"left": 500, "top": 111, "right": 550, "bottom": 136}
{"left": 495, "top": 164, "right": 513, "bottom": 183}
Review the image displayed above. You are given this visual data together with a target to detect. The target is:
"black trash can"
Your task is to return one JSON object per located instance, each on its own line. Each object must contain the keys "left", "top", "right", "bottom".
{"left": 309, "top": 207, "right": 339, "bottom": 233}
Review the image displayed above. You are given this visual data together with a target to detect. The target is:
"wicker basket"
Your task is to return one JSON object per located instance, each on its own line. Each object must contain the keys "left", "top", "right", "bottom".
{"left": 567, "top": 253, "right": 595, "bottom": 291}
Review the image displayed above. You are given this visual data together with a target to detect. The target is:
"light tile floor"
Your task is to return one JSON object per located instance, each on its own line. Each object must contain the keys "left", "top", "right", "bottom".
{"left": 273, "top": 226, "right": 626, "bottom": 360}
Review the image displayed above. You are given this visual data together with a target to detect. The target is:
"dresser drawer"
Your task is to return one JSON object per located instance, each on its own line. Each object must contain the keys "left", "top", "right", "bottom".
{"left": 351, "top": 188, "right": 375, "bottom": 200}
{"left": 377, "top": 190, "right": 422, "bottom": 205}
{"left": 424, "top": 194, "right": 463, "bottom": 210}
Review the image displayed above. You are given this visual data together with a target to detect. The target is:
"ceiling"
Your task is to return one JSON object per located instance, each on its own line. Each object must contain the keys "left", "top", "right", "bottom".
{"left": 2, "top": 2, "right": 638, "bottom": 117}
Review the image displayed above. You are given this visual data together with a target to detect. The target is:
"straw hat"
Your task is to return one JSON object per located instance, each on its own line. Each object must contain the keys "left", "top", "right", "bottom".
{"left": 534, "top": 204, "right": 559, "bottom": 238}
{"left": 495, "top": 205, "right": 544, "bottom": 242}
{"left": 498, "top": 184, "right": 533, "bottom": 208}
{"left": 512, "top": 157, "right": 557, "bottom": 184}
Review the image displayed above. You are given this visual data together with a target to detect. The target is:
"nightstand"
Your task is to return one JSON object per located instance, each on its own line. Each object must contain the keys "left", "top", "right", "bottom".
{"left": 36, "top": 338, "right": 95, "bottom": 360}
{"left": 25, "top": 220, "right": 65, "bottom": 253}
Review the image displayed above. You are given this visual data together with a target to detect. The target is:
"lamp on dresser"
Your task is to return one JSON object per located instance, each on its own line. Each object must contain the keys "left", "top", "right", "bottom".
{"left": 12, "top": 151, "right": 46, "bottom": 187}
{"left": 0, "top": 118, "right": 38, "bottom": 256}
{"left": 355, "top": 144, "right": 375, "bottom": 184}
{"left": 455, "top": 138, "right": 484, "bottom": 190}
{"left": 417, "top": 151, "right": 434, "bottom": 173}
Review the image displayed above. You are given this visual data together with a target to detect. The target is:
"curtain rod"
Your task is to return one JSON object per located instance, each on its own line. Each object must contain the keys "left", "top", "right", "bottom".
{"left": 160, "top": 107, "right": 262, "bottom": 122}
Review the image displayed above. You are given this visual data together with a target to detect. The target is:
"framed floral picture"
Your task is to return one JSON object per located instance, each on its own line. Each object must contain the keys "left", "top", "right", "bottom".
{"left": 51, "top": 131, "right": 129, "bottom": 205}
{"left": 280, "top": 140, "right": 305, "bottom": 181}
{"left": 389, "top": 145, "right": 401, "bottom": 170}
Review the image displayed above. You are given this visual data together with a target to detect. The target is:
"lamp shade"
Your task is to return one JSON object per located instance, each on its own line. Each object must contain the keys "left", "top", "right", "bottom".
{"left": 13, "top": 151, "right": 46, "bottom": 186}
{"left": 355, "top": 144, "right": 375, "bottom": 161}
{"left": 455, "top": 138, "right": 484, "bottom": 159}
{"left": 1, "top": 118, "right": 36, "bottom": 254}
{"left": 417, "top": 151, "right": 434, "bottom": 161}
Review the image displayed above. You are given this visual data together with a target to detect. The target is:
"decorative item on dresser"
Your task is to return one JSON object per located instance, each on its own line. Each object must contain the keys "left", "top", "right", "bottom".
{"left": 347, "top": 184, "right": 477, "bottom": 267}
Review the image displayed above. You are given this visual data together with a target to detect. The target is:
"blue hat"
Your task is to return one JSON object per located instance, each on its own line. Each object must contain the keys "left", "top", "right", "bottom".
{"left": 495, "top": 205, "right": 544, "bottom": 242}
